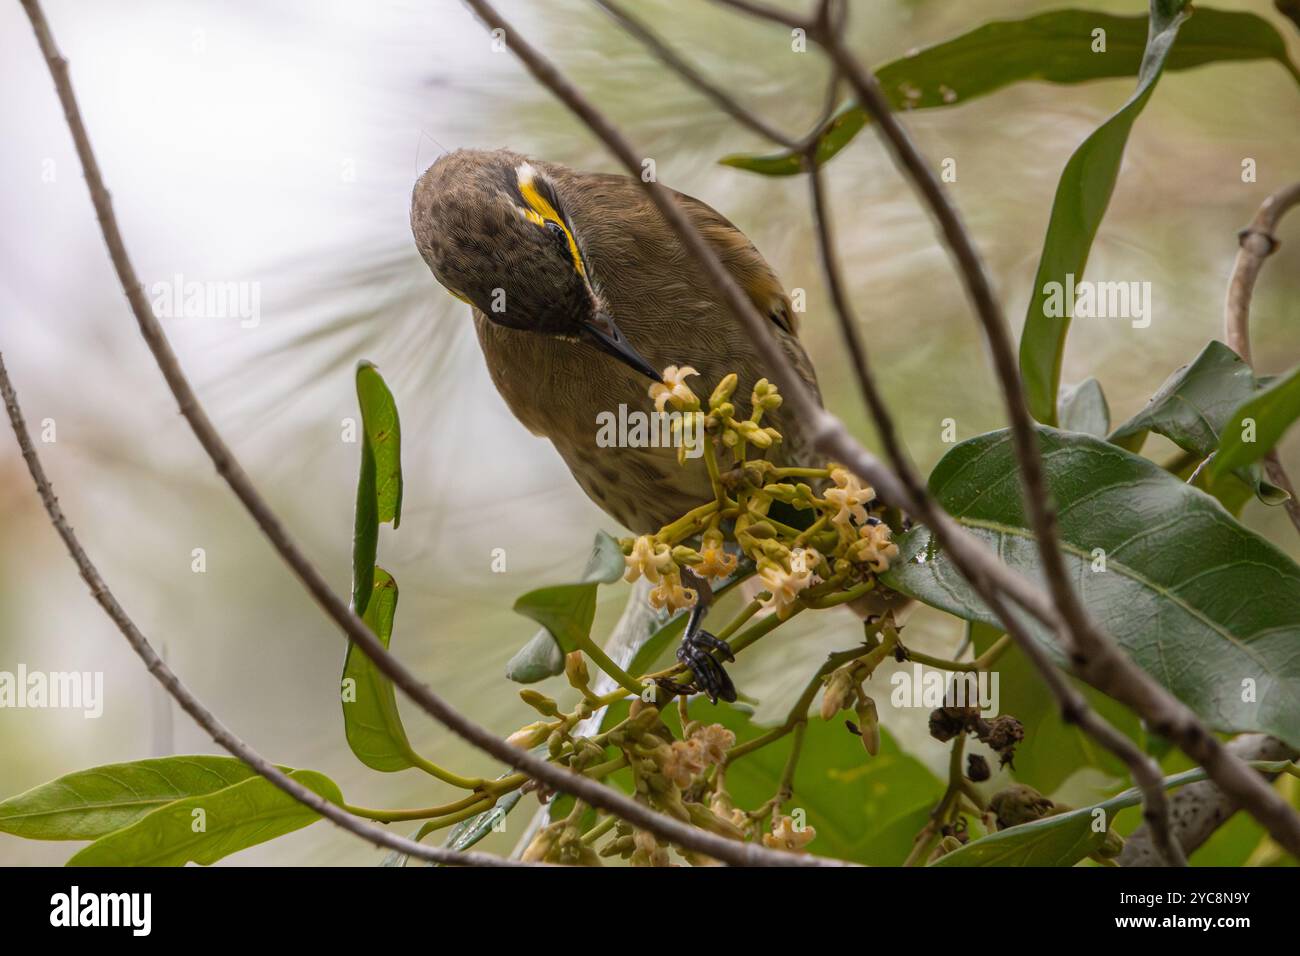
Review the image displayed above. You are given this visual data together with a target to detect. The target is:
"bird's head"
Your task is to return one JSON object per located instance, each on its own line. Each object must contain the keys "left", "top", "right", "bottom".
{"left": 411, "top": 149, "right": 658, "bottom": 379}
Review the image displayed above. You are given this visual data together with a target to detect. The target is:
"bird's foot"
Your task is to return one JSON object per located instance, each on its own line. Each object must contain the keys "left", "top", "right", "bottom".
{"left": 672, "top": 628, "right": 737, "bottom": 705}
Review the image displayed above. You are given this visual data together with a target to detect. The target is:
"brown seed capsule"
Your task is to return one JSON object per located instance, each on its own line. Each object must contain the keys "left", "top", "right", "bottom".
{"left": 988, "top": 783, "right": 1055, "bottom": 830}
{"left": 966, "top": 753, "right": 991, "bottom": 782}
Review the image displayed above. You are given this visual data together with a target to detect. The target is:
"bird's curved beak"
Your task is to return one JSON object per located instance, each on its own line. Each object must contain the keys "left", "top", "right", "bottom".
{"left": 582, "top": 311, "right": 659, "bottom": 380}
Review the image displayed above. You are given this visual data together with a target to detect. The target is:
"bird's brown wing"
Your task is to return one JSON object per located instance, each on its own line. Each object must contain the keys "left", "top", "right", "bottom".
{"left": 667, "top": 187, "right": 822, "bottom": 405}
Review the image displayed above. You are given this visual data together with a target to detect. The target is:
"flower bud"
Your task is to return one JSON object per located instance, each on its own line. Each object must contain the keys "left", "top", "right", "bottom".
{"left": 819, "top": 670, "right": 854, "bottom": 721}
{"left": 855, "top": 695, "right": 880, "bottom": 756}
{"left": 709, "top": 373, "right": 738, "bottom": 409}
{"left": 506, "top": 720, "right": 551, "bottom": 750}
{"left": 519, "top": 689, "right": 559, "bottom": 716}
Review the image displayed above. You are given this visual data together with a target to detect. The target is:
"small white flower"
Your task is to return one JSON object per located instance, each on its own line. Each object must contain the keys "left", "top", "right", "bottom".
{"left": 648, "top": 365, "right": 700, "bottom": 413}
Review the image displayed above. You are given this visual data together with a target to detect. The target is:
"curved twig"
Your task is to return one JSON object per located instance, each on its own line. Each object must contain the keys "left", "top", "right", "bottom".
{"left": 18, "top": 0, "right": 844, "bottom": 868}
{"left": 1223, "top": 181, "right": 1300, "bottom": 536}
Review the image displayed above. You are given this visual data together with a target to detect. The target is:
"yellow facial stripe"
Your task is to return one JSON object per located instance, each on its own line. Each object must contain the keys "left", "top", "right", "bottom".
{"left": 516, "top": 169, "right": 586, "bottom": 278}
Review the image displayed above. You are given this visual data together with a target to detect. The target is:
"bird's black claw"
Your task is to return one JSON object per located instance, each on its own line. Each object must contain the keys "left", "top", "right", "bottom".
{"left": 676, "top": 630, "right": 737, "bottom": 704}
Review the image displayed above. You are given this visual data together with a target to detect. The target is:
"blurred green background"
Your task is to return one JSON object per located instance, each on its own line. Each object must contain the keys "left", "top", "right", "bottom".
{"left": 1, "top": 0, "right": 1297, "bottom": 864}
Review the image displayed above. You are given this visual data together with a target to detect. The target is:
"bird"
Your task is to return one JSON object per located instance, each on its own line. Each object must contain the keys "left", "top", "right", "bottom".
{"left": 410, "top": 147, "right": 825, "bottom": 701}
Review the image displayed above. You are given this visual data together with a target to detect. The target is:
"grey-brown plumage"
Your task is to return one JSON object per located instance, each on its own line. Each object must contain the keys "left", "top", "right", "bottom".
{"left": 411, "top": 148, "right": 821, "bottom": 533}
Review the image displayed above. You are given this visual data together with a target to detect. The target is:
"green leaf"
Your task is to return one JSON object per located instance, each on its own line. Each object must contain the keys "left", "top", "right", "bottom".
{"left": 342, "top": 567, "right": 416, "bottom": 772}
{"left": 1109, "top": 342, "right": 1287, "bottom": 505}
{"left": 1057, "top": 377, "right": 1111, "bottom": 438}
{"left": 352, "top": 361, "right": 403, "bottom": 616}
{"left": 931, "top": 763, "right": 1288, "bottom": 866}
{"left": 511, "top": 531, "right": 626, "bottom": 656}
{"left": 1213, "top": 363, "right": 1300, "bottom": 479}
{"left": 883, "top": 426, "right": 1300, "bottom": 748}
{"left": 0, "top": 756, "right": 263, "bottom": 840}
{"left": 602, "top": 697, "right": 944, "bottom": 865}
{"left": 506, "top": 531, "right": 628, "bottom": 683}
{"left": 970, "top": 623, "right": 1142, "bottom": 793}
{"left": 66, "top": 770, "right": 342, "bottom": 866}
{"left": 721, "top": 7, "right": 1300, "bottom": 175}
{"left": 1021, "top": 0, "right": 1196, "bottom": 425}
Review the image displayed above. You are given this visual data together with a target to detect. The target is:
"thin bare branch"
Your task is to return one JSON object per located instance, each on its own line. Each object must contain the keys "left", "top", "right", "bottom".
{"left": 592, "top": 0, "right": 797, "bottom": 147}
{"left": 0, "top": 352, "right": 524, "bottom": 867}
{"left": 19, "top": 0, "right": 843, "bottom": 868}
{"left": 1224, "top": 181, "right": 1300, "bottom": 536}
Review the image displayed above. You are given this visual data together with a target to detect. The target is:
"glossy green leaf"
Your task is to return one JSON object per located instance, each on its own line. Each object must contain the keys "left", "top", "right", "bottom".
{"left": 66, "top": 770, "right": 342, "bottom": 866}
{"left": 1109, "top": 342, "right": 1287, "bottom": 505}
{"left": 1213, "top": 363, "right": 1300, "bottom": 479}
{"left": 883, "top": 427, "right": 1300, "bottom": 748}
{"left": 1021, "top": 0, "right": 1193, "bottom": 425}
{"left": 0, "top": 756, "right": 263, "bottom": 840}
{"left": 342, "top": 567, "right": 415, "bottom": 772}
{"left": 722, "top": 7, "right": 1300, "bottom": 175}
{"left": 352, "top": 361, "right": 403, "bottom": 616}
{"left": 1057, "top": 377, "right": 1111, "bottom": 438}
{"left": 511, "top": 531, "right": 626, "bottom": 656}
{"left": 507, "top": 531, "right": 628, "bottom": 683}
{"left": 931, "top": 763, "right": 1288, "bottom": 866}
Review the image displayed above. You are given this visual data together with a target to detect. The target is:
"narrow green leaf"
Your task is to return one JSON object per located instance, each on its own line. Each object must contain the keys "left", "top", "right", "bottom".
{"left": 66, "top": 770, "right": 342, "bottom": 866}
{"left": 1057, "top": 377, "right": 1111, "bottom": 438}
{"left": 883, "top": 427, "right": 1300, "bottom": 748}
{"left": 1020, "top": 0, "right": 1192, "bottom": 425}
{"left": 1213, "top": 363, "right": 1300, "bottom": 478}
{"left": 0, "top": 756, "right": 263, "bottom": 840}
{"left": 1109, "top": 342, "right": 1287, "bottom": 505}
{"left": 721, "top": 7, "right": 1300, "bottom": 175}
{"left": 352, "top": 361, "right": 403, "bottom": 616}
{"left": 342, "top": 567, "right": 415, "bottom": 772}
{"left": 506, "top": 531, "right": 627, "bottom": 683}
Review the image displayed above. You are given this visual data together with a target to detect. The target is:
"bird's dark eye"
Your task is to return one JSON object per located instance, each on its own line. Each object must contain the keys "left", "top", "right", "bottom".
{"left": 545, "top": 220, "right": 567, "bottom": 242}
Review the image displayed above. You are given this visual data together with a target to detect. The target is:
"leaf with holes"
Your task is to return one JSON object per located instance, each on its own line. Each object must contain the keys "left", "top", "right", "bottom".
{"left": 883, "top": 427, "right": 1300, "bottom": 748}
{"left": 721, "top": 7, "right": 1300, "bottom": 175}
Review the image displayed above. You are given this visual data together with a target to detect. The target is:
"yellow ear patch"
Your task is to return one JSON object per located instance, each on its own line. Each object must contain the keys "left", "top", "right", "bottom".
{"left": 516, "top": 163, "right": 586, "bottom": 278}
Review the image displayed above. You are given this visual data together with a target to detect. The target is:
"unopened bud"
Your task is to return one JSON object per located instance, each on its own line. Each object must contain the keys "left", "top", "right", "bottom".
{"left": 506, "top": 720, "right": 551, "bottom": 750}
{"left": 709, "top": 373, "right": 738, "bottom": 409}
{"left": 519, "top": 689, "right": 559, "bottom": 716}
